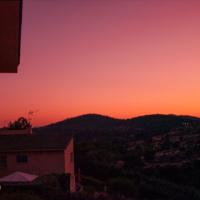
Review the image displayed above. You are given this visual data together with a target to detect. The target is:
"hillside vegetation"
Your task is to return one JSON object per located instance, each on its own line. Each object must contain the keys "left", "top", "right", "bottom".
{"left": 33, "top": 114, "right": 200, "bottom": 199}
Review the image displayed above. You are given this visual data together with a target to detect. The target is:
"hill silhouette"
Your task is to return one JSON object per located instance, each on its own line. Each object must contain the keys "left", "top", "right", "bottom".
{"left": 33, "top": 114, "right": 200, "bottom": 141}
{"left": 33, "top": 114, "right": 200, "bottom": 199}
{"left": 35, "top": 114, "right": 124, "bottom": 131}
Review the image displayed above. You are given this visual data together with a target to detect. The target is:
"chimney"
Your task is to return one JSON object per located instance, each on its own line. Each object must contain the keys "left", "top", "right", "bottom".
{"left": 28, "top": 125, "right": 32, "bottom": 134}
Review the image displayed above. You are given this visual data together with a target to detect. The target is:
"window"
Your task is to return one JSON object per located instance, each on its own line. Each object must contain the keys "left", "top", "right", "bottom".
{"left": 17, "top": 155, "right": 27, "bottom": 163}
{"left": 0, "top": 156, "right": 7, "bottom": 167}
{"left": 70, "top": 152, "right": 73, "bottom": 162}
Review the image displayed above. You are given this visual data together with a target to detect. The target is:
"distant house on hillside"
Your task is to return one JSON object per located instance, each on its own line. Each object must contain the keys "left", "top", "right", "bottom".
{"left": 0, "top": 128, "right": 75, "bottom": 192}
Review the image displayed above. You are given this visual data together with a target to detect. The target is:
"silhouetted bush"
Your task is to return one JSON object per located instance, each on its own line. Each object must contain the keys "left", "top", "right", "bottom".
{"left": 0, "top": 192, "right": 42, "bottom": 200}
{"left": 143, "top": 148, "right": 156, "bottom": 162}
{"left": 137, "top": 178, "right": 200, "bottom": 200}
{"left": 193, "top": 159, "right": 200, "bottom": 170}
{"left": 107, "top": 177, "right": 138, "bottom": 198}
{"left": 0, "top": 174, "right": 70, "bottom": 200}
{"left": 81, "top": 175, "right": 105, "bottom": 191}
{"left": 54, "top": 173, "right": 71, "bottom": 191}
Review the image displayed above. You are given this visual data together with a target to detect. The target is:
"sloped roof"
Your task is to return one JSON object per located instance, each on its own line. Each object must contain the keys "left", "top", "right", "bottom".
{"left": 0, "top": 133, "right": 73, "bottom": 152}
{"left": 0, "top": 171, "right": 38, "bottom": 182}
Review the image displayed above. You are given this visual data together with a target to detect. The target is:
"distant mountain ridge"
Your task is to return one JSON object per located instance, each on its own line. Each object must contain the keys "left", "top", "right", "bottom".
{"left": 33, "top": 114, "right": 200, "bottom": 141}
{"left": 178, "top": 115, "right": 200, "bottom": 121}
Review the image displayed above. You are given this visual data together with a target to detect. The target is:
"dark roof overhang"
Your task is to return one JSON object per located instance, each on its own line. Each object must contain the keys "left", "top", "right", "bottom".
{"left": 0, "top": 0, "right": 23, "bottom": 73}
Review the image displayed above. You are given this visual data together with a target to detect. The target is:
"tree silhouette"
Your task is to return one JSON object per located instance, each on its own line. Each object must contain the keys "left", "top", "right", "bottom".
{"left": 143, "top": 148, "right": 156, "bottom": 162}
{"left": 8, "top": 117, "right": 30, "bottom": 130}
{"left": 107, "top": 177, "right": 138, "bottom": 198}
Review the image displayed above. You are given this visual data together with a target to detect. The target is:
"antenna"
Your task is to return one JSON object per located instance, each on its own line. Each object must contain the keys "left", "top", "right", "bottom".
{"left": 28, "top": 110, "right": 39, "bottom": 125}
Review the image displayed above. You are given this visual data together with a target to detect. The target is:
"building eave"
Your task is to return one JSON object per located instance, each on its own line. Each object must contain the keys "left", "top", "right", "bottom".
{"left": 0, "top": 149, "right": 66, "bottom": 153}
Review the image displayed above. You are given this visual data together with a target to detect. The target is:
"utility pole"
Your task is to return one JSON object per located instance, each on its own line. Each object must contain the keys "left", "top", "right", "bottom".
{"left": 28, "top": 110, "right": 39, "bottom": 134}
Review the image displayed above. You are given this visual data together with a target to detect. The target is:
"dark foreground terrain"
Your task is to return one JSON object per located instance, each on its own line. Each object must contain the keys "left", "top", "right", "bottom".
{"left": 32, "top": 114, "right": 200, "bottom": 199}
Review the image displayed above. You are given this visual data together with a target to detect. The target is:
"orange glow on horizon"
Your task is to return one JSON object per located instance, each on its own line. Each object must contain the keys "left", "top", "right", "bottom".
{"left": 1, "top": 1, "right": 200, "bottom": 128}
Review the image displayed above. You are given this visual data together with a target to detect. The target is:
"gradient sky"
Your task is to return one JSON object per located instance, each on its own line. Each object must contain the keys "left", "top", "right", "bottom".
{"left": 1, "top": 0, "right": 200, "bottom": 127}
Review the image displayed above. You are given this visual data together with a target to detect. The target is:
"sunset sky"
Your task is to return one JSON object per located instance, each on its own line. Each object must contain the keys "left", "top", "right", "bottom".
{"left": 1, "top": 0, "right": 200, "bottom": 128}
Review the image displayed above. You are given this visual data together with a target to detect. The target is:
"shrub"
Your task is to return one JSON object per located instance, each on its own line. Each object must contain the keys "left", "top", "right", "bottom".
{"left": 82, "top": 185, "right": 96, "bottom": 195}
{"left": 70, "top": 192, "right": 94, "bottom": 200}
{"left": 143, "top": 148, "right": 156, "bottom": 162}
{"left": 0, "top": 174, "right": 71, "bottom": 200}
{"left": 30, "top": 174, "right": 60, "bottom": 188}
{"left": 55, "top": 173, "right": 71, "bottom": 191}
{"left": 80, "top": 175, "right": 105, "bottom": 191}
{"left": 107, "top": 177, "right": 138, "bottom": 198}
{"left": 0, "top": 192, "right": 42, "bottom": 200}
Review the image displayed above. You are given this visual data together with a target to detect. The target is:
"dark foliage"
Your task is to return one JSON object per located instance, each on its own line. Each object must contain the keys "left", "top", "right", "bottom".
{"left": 8, "top": 117, "right": 30, "bottom": 130}
{"left": 0, "top": 174, "right": 70, "bottom": 200}
{"left": 107, "top": 177, "right": 138, "bottom": 198}
{"left": 31, "top": 114, "right": 200, "bottom": 199}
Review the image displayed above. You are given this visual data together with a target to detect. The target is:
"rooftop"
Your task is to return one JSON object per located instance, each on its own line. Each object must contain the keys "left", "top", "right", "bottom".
{"left": 0, "top": 133, "right": 73, "bottom": 152}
